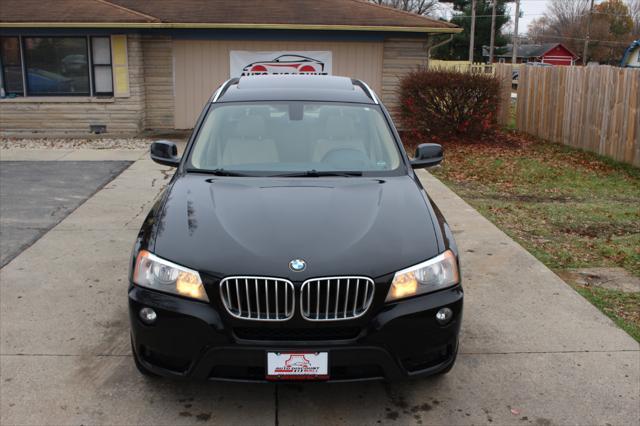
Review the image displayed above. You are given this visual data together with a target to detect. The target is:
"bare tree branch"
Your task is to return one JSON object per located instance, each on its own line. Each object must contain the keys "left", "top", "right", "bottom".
{"left": 627, "top": 0, "right": 640, "bottom": 34}
{"left": 369, "top": 0, "right": 438, "bottom": 16}
{"left": 528, "top": 0, "right": 635, "bottom": 64}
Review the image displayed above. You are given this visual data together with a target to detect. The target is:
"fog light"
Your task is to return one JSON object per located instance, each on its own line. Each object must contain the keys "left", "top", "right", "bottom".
{"left": 435, "top": 307, "right": 453, "bottom": 325}
{"left": 139, "top": 307, "right": 157, "bottom": 324}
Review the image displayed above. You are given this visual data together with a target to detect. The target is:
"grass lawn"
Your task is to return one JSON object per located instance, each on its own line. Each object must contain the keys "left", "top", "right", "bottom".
{"left": 428, "top": 132, "right": 640, "bottom": 341}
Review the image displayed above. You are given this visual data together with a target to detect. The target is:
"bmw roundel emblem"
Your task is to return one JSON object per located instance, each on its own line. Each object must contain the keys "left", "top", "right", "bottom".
{"left": 289, "top": 259, "right": 306, "bottom": 272}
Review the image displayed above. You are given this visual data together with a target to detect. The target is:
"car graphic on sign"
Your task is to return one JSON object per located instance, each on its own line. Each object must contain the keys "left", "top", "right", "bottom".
{"left": 241, "top": 54, "right": 325, "bottom": 74}
{"left": 284, "top": 355, "right": 312, "bottom": 368}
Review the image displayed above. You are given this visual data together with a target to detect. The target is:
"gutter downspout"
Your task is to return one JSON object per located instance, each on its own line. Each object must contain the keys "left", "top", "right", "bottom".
{"left": 426, "top": 34, "right": 454, "bottom": 66}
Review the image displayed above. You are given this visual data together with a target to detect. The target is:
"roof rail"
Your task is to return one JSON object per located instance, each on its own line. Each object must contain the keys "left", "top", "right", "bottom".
{"left": 351, "top": 79, "right": 379, "bottom": 104}
{"left": 211, "top": 77, "right": 240, "bottom": 103}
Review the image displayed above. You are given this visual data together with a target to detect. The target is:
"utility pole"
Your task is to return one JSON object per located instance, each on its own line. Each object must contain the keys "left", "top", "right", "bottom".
{"left": 489, "top": 0, "right": 498, "bottom": 64}
{"left": 583, "top": 0, "right": 595, "bottom": 65}
{"left": 469, "top": 0, "right": 477, "bottom": 63}
{"left": 512, "top": 0, "right": 520, "bottom": 64}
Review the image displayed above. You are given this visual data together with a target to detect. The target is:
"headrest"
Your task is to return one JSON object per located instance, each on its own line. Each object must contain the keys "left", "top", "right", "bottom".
{"left": 325, "top": 115, "right": 355, "bottom": 140}
{"left": 234, "top": 115, "right": 267, "bottom": 139}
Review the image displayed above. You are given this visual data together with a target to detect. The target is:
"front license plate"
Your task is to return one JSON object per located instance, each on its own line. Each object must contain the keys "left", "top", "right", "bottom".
{"left": 266, "top": 351, "right": 329, "bottom": 380}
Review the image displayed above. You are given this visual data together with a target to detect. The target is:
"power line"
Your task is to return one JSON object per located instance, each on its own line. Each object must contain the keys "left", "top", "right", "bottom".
{"left": 469, "top": 0, "right": 477, "bottom": 62}
{"left": 584, "top": 0, "right": 595, "bottom": 65}
{"left": 444, "top": 11, "right": 635, "bottom": 18}
{"left": 589, "top": 11, "right": 638, "bottom": 17}
{"left": 517, "top": 34, "right": 631, "bottom": 46}
{"left": 489, "top": 0, "right": 498, "bottom": 63}
{"left": 512, "top": 0, "right": 521, "bottom": 63}
{"left": 448, "top": 13, "right": 543, "bottom": 18}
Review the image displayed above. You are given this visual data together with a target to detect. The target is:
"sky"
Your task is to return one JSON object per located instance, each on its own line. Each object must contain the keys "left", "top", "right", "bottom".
{"left": 513, "top": 0, "right": 551, "bottom": 35}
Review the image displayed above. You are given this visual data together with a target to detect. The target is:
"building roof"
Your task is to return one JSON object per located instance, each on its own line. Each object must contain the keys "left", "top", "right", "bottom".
{"left": 0, "top": 0, "right": 460, "bottom": 33}
{"left": 483, "top": 43, "right": 578, "bottom": 59}
{"left": 0, "top": 0, "right": 156, "bottom": 24}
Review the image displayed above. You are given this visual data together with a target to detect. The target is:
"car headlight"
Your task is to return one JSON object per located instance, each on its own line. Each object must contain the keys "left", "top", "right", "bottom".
{"left": 385, "top": 250, "right": 459, "bottom": 302}
{"left": 133, "top": 250, "right": 209, "bottom": 302}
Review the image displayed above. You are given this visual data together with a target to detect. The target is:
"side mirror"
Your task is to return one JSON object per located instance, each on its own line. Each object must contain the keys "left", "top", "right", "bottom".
{"left": 410, "top": 143, "right": 443, "bottom": 169}
{"left": 150, "top": 140, "right": 180, "bottom": 167}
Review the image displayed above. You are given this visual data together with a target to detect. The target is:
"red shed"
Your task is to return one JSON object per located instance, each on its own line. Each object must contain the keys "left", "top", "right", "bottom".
{"left": 484, "top": 43, "right": 579, "bottom": 65}
{"left": 539, "top": 44, "right": 579, "bottom": 66}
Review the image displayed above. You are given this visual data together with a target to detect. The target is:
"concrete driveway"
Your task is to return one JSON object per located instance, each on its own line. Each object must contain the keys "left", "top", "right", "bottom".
{"left": 0, "top": 150, "right": 638, "bottom": 426}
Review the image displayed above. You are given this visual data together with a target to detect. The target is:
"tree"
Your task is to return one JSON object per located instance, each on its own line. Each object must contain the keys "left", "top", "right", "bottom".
{"left": 433, "top": 0, "right": 511, "bottom": 61}
{"left": 527, "top": 0, "right": 590, "bottom": 56}
{"left": 545, "top": 0, "right": 591, "bottom": 28}
{"left": 590, "top": 0, "right": 635, "bottom": 63}
{"left": 596, "top": 0, "right": 634, "bottom": 36}
{"left": 624, "top": 0, "right": 640, "bottom": 35}
{"left": 369, "top": 0, "right": 438, "bottom": 16}
{"left": 528, "top": 0, "right": 634, "bottom": 64}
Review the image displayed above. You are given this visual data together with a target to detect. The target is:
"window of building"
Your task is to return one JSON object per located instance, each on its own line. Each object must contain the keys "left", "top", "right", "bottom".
{"left": 0, "top": 37, "right": 24, "bottom": 95}
{"left": 91, "top": 37, "right": 113, "bottom": 95}
{"left": 23, "top": 37, "right": 90, "bottom": 96}
{"left": 0, "top": 36, "right": 114, "bottom": 97}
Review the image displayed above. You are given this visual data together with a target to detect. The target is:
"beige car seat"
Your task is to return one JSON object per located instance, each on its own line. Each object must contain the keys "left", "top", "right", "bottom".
{"left": 221, "top": 115, "right": 279, "bottom": 166}
{"left": 312, "top": 115, "right": 366, "bottom": 163}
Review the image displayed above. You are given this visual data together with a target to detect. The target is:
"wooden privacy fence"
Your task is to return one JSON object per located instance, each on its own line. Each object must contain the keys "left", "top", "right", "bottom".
{"left": 428, "top": 60, "right": 496, "bottom": 75}
{"left": 495, "top": 64, "right": 514, "bottom": 127}
{"left": 516, "top": 65, "right": 640, "bottom": 166}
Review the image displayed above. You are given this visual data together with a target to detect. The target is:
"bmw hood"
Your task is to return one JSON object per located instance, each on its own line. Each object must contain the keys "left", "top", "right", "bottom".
{"left": 151, "top": 174, "right": 441, "bottom": 280}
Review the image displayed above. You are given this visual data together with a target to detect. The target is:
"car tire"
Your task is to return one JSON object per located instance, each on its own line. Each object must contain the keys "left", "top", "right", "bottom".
{"left": 131, "top": 337, "right": 159, "bottom": 378}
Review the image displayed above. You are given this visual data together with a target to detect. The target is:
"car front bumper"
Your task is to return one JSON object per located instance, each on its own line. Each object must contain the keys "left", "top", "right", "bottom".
{"left": 128, "top": 284, "right": 463, "bottom": 382}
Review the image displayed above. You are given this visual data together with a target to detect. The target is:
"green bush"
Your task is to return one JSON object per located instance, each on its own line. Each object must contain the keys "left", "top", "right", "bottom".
{"left": 399, "top": 68, "right": 501, "bottom": 143}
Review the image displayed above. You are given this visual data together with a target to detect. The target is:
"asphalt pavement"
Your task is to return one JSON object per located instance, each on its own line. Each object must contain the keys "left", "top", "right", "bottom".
{"left": 0, "top": 149, "right": 638, "bottom": 426}
{"left": 0, "top": 161, "right": 131, "bottom": 267}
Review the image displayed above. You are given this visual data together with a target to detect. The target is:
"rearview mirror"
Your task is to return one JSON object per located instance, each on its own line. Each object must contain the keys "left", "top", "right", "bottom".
{"left": 150, "top": 140, "right": 180, "bottom": 167}
{"left": 410, "top": 143, "right": 443, "bottom": 169}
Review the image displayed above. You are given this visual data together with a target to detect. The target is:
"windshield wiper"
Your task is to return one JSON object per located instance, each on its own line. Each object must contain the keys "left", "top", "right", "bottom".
{"left": 188, "top": 168, "right": 253, "bottom": 177}
{"left": 270, "top": 170, "right": 363, "bottom": 178}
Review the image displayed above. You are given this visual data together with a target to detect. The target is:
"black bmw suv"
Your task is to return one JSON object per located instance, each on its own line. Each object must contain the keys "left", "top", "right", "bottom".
{"left": 129, "top": 75, "right": 463, "bottom": 382}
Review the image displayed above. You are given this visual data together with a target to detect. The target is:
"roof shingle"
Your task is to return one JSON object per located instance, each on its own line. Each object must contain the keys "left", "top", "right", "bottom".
{"left": 0, "top": 0, "right": 457, "bottom": 31}
{"left": 0, "top": 0, "right": 157, "bottom": 23}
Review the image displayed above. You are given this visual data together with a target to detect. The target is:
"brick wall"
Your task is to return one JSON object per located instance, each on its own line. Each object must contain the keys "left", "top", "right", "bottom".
{"left": 0, "top": 34, "right": 146, "bottom": 135}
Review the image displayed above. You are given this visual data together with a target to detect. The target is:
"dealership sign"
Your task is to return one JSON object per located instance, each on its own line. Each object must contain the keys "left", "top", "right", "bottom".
{"left": 230, "top": 51, "right": 332, "bottom": 77}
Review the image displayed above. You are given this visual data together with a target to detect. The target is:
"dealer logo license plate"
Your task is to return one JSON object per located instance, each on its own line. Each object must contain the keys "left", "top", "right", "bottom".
{"left": 266, "top": 352, "right": 329, "bottom": 380}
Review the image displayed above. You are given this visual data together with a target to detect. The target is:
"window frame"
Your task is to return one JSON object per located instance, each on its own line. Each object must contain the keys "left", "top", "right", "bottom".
{"left": 0, "top": 35, "right": 26, "bottom": 96}
{"left": 22, "top": 35, "right": 92, "bottom": 97}
{"left": 90, "top": 36, "right": 114, "bottom": 97}
{"left": 0, "top": 35, "right": 115, "bottom": 98}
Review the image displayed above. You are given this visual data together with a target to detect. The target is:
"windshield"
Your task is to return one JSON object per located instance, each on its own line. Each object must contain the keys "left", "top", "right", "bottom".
{"left": 187, "top": 102, "right": 403, "bottom": 176}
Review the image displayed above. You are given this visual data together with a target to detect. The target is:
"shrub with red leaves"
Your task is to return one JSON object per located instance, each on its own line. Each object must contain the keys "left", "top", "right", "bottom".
{"left": 399, "top": 68, "right": 501, "bottom": 144}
